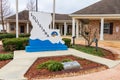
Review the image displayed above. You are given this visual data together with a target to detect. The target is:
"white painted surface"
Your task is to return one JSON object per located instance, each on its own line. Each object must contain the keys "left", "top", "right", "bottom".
{"left": 100, "top": 18, "right": 104, "bottom": 40}
{"left": 16, "top": 0, "right": 19, "bottom": 38}
{"left": 6, "top": 23, "right": 10, "bottom": 33}
{"left": 29, "top": 12, "right": 64, "bottom": 44}
{"left": 76, "top": 20, "right": 79, "bottom": 38}
{"left": 72, "top": 18, "right": 75, "bottom": 37}
{"left": 64, "top": 22, "right": 67, "bottom": 36}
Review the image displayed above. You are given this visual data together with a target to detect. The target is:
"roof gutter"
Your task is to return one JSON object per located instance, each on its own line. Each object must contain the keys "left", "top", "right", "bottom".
{"left": 69, "top": 14, "right": 120, "bottom": 17}
{"left": 69, "top": 14, "right": 120, "bottom": 19}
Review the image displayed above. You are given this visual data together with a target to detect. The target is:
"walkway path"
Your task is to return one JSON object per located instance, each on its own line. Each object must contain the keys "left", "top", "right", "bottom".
{"left": 0, "top": 49, "right": 120, "bottom": 80}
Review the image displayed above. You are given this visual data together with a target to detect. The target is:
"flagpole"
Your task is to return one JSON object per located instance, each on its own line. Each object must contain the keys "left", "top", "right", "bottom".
{"left": 36, "top": 0, "right": 38, "bottom": 11}
{"left": 53, "top": 0, "right": 55, "bottom": 29}
{"left": 16, "top": 0, "right": 19, "bottom": 38}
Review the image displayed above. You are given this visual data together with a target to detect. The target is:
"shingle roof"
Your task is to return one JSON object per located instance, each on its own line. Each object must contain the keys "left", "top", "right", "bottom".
{"left": 55, "top": 14, "right": 71, "bottom": 20}
{"left": 7, "top": 10, "right": 71, "bottom": 20}
{"left": 72, "top": 0, "right": 120, "bottom": 14}
{"left": 7, "top": 10, "right": 29, "bottom": 20}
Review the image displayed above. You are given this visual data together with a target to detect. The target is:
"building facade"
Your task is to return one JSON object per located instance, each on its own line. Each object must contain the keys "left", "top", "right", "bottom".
{"left": 70, "top": 0, "right": 120, "bottom": 40}
{"left": 5, "top": 10, "right": 72, "bottom": 36}
{"left": 5, "top": 0, "right": 120, "bottom": 40}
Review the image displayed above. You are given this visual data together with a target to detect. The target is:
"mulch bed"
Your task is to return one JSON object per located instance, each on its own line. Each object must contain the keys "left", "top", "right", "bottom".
{"left": 76, "top": 44, "right": 117, "bottom": 60}
{"left": 102, "top": 48, "right": 117, "bottom": 60}
{"left": 0, "top": 60, "right": 11, "bottom": 69}
{"left": 0, "top": 45, "right": 12, "bottom": 69}
{"left": 25, "top": 55, "right": 108, "bottom": 80}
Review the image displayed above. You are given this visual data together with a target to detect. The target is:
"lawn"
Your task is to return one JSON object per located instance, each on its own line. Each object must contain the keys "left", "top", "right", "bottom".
{"left": 72, "top": 45, "right": 105, "bottom": 57}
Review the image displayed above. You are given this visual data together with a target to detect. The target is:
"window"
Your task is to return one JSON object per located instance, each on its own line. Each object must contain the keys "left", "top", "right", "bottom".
{"left": 104, "top": 23, "right": 110, "bottom": 34}
{"left": 100, "top": 22, "right": 113, "bottom": 34}
{"left": 20, "top": 25, "right": 25, "bottom": 33}
{"left": 10, "top": 24, "right": 15, "bottom": 31}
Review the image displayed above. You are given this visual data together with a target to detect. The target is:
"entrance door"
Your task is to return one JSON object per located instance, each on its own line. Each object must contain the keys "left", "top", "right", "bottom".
{"left": 20, "top": 25, "right": 25, "bottom": 33}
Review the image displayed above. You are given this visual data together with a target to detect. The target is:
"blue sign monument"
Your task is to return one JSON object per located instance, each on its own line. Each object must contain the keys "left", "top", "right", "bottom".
{"left": 26, "top": 12, "right": 68, "bottom": 52}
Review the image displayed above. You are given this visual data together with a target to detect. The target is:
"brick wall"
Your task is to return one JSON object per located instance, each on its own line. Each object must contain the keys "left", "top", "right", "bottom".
{"left": 88, "top": 20, "right": 120, "bottom": 40}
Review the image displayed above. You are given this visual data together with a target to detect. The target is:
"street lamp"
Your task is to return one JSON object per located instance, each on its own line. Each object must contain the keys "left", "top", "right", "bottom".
{"left": 16, "top": 0, "right": 19, "bottom": 38}
{"left": 53, "top": 0, "right": 55, "bottom": 29}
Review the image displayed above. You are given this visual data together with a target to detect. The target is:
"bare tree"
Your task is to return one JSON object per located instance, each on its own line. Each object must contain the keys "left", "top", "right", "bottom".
{"left": 0, "top": 0, "right": 12, "bottom": 33}
{"left": 26, "top": 0, "right": 36, "bottom": 11}
{"left": 80, "top": 20, "right": 98, "bottom": 47}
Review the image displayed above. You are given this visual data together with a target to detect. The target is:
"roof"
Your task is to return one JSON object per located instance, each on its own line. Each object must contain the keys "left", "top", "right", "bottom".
{"left": 72, "top": 0, "right": 120, "bottom": 14}
{"left": 55, "top": 14, "right": 71, "bottom": 20}
{"left": 6, "top": 10, "right": 71, "bottom": 21}
{"left": 7, "top": 10, "right": 29, "bottom": 20}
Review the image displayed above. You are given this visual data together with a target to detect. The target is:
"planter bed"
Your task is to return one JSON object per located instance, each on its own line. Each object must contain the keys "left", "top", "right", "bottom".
{"left": 25, "top": 55, "right": 108, "bottom": 80}
{"left": 72, "top": 45, "right": 116, "bottom": 60}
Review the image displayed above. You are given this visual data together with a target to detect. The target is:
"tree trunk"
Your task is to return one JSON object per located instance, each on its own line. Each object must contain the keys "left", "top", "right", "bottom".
{"left": 0, "top": 0, "right": 5, "bottom": 33}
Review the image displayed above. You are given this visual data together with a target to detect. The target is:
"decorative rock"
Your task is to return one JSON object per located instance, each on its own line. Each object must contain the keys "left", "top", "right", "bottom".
{"left": 62, "top": 61, "right": 81, "bottom": 70}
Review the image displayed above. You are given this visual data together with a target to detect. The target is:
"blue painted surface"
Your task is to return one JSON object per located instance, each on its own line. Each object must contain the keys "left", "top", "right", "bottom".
{"left": 26, "top": 39, "right": 68, "bottom": 52}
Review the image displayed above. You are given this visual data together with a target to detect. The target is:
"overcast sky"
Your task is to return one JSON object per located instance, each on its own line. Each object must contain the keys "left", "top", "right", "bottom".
{"left": 10, "top": 0, "right": 101, "bottom": 14}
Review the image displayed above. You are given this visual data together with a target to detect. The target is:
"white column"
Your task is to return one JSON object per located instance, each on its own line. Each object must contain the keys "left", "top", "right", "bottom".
{"left": 76, "top": 20, "right": 79, "bottom": 38}
{"left": 60, "top": 25, "right": 63, "bottom": 35}
{"left": 64, "top": 22, "right": 67, "bottom": 36}
{"left": 16, "top": 0, "right": 19, "bottom": 38}
{"left": 72, "top": 18, "right": 75, "bottom": 37}
{"left": 100, "top": 18, "right": 104, "bottom": 40}
{"left": 27, "top": 22, "right": 29, "bottom": 33}
{"left": 6, "top": 22, "right": 10, "bottom": 33}
{"left": 79, "top": 21, "right": 82, "bottom": 37}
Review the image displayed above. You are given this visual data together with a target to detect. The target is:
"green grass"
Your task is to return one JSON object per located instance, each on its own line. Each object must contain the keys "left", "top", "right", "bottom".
{"left": 72, "top": 45, "right": 105, "bottom": 57}
{"left": 0, "top": 53, "right": 13, "bottom": 61}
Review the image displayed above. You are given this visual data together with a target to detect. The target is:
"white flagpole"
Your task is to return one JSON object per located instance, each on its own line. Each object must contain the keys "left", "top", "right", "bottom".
{"left": 53, "top": 0, "right": 55, "bottom": 29}
{"left": 16, "top": 0, "right": 19, "bottom": 38}
{"left": 36, "top": 0, "right": 38, "bottom": 11}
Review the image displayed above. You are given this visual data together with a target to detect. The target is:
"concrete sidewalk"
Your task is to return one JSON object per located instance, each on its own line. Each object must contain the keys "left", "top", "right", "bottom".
{"left": 0, "top": 48, "right": 120, "bottom": 80}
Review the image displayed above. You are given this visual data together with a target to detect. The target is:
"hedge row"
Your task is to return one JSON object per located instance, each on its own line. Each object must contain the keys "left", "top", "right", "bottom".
{"left": 2, "top": 38, "right": 71, "bottom": 52}
{"left": 2, "top": 38, "right": 29, "bottom": 51}
{"left": 0, "top": 33, "right": 30, "bottom": 40}
{"left": 0, "top": 53, "right": 13, "bottom": 61}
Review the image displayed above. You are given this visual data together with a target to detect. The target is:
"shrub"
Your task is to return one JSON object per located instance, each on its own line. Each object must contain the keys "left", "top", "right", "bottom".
{"left": 37, "top": 60, "right": 55, "bottom": 69}
{"left": 37, "top": 60, "right": 63, "bottom": 72}
{"left": 0, "top": 33, "right": 30, "bottom": 40}
{"left": 2, "top": 38, "right": 29, "bottom": 51}
{"left": 61, "top": 58, "right": 73, "bottom": 62}
{"left": 62, "top": 38, "right": 71, "bottom": 47}
{"left": 0, "top": 33, "right": 16, "bottom": 40}
{"left": 48, "top": 62, "right": 63, "bottom": 71}
{"left": 19, "top": 34, "right": 30, "bottom": 37}
{"left": 0, "top": 53, "right": 13, "bottom": 61}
